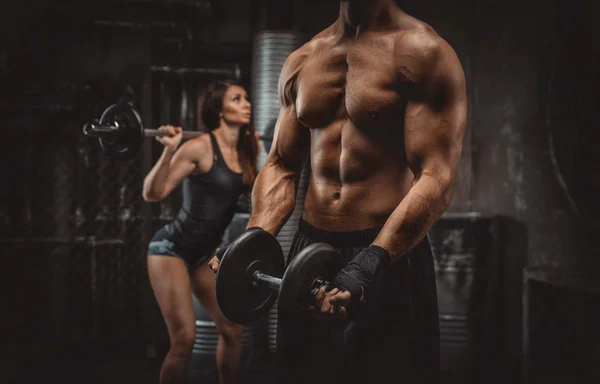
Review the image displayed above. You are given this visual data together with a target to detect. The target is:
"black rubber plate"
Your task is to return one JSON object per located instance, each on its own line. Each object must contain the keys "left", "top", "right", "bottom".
{"left": 278, "top": 242, "right": 340, "bottom": 332}
{"left": 98, "top": 103, "right": 144, "bottom": 161}
{"left": 216, "top": 230, "right": 284, "bottom": 325}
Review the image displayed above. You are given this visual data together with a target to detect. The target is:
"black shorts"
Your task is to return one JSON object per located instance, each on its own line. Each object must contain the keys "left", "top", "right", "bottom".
{"left": 276, "top": 219, "right": 440, "bottom": 384}
{"left": 147, "top": 225, "right": 214, "bottom": 271}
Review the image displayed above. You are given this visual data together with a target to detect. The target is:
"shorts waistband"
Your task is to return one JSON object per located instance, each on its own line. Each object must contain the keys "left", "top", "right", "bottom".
{"left": 297, "top": 218, "right": 382, "bottom": 248}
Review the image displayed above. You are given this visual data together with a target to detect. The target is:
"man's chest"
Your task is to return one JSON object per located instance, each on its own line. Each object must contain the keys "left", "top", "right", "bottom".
{"left": 294, "top": 41, "right": 407, "bottom": 129}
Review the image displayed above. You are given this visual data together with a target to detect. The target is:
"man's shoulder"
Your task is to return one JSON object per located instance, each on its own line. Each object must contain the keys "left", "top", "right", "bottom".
{"left": 389, "top": 18, "right": 464, "bottom": 91}
{"left": 283, "top": 23, "right": 339, "bottom": 70}
{"left": 391, "top": 22, "right": 456, "bottom": 69}
{"left": 283, "top": 44, "right": 311, "bottom": 70}
{"left": 394, "top": 19, "right": 440, "bottom": 51}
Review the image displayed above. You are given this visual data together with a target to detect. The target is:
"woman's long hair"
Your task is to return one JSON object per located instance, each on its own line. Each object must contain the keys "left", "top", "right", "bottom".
{"left": 198, "top": 79, "right": 259, "bottom": 187}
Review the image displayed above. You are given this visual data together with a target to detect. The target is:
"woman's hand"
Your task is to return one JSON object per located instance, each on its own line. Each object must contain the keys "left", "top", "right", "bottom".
{"left": 156, "top": 125, "right": 183, "bottom": 153}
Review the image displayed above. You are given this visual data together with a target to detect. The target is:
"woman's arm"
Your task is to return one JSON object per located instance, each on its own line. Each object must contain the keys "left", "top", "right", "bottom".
{"left": 142, "top": 126, "right": 208, "bottom": 202}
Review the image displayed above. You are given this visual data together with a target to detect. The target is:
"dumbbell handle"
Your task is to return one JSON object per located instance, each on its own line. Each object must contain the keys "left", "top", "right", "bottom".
{"left": 84, "top": 123, "right": 273, "bottom": 140}
{"left": 252, "top": 271, "right": 332, "bottom": 296}
{"left": 253, "top": 272, "right": 282, "bottom": 290}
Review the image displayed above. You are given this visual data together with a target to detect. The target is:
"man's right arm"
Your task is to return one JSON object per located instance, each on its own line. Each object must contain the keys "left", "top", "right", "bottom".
{"left": 247, "top": 53, "right": 310, "bottom": 236}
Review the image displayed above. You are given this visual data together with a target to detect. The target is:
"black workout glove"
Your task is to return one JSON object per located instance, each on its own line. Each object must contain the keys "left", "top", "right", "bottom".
{"left": 215, "top": 227, "right": 263, "bottom": 261}
{"left": 334, "top": 245, "right": 392, "bottom": 302}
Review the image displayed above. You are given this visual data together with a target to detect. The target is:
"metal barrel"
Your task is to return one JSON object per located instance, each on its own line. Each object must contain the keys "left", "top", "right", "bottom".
{"left": 429, "top": 213, "right": 500, "bottom": 383}
{"left": 251, "top": 31, "right": 307, "bottom": 356}
{"left": 251, "top": 31, "right": 304, "bottom": 170}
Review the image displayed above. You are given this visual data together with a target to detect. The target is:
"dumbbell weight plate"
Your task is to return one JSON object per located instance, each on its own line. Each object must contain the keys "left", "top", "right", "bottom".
{"left": 216, "top": 229, "right": 285, "bottom": 324}
{"left": 278, "top": 243, "right": 340, "bottom": 332}
{"left": 98, "top": 103, "right": 144, "bottom": 161}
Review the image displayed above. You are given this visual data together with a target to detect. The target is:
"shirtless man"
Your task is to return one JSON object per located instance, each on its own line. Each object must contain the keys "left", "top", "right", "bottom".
{"left": 210, "top": 0, "right": 467, "bottom": 383}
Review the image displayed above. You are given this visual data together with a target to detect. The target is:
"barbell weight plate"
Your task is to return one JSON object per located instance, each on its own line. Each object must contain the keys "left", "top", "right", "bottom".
{"left": 98, "top": 103, "right": 144, "bottom": 161}
{"left": 277, "top": 242, "right": 340, "bottom": 332}
{"left": 216, "top": 229, "right": 285, "bottom": 325}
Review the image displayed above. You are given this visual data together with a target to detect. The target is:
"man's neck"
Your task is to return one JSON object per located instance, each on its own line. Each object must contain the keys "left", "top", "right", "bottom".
{"left": 338, "top": 0, "right": 396, "bottom": 37}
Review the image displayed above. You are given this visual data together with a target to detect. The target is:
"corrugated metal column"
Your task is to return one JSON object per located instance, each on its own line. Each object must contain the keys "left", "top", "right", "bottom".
{"left": 250, "top": 31, "right": 306, "bottom": 353}
{"left": 252, "top": 32, "right": 303, "bottom": 170}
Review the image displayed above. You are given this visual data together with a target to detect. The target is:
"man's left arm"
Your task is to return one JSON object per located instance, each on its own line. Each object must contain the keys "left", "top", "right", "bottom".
{"left": 373, "top": 37, "right": 467, "bottom": 260}
{"left": 331, "top": 37, "right": 467, "bottom": 305}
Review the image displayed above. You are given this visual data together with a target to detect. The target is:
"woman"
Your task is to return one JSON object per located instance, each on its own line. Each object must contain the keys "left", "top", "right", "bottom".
{"left": 142, "top": 79, "right": 259, "bottom": 384}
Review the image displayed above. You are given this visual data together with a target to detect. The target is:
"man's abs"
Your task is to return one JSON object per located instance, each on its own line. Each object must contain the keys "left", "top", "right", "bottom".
{"left": 302, "top": 119, "right": 414, "bottom": 232}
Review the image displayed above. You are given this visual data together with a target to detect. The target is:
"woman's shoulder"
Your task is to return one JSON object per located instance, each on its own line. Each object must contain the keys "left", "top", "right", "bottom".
{"left": 178, "top": 132, "right": 213, "bottom": 160}
{"left": 182, "top": 132, "right": 212, "bottom": 150}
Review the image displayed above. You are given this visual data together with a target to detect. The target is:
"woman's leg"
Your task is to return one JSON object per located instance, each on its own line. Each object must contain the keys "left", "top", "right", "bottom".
{"left": 148, "top": 254, "right": 197, "bottom": 384}
{"left": 192, "top": 260, "right": 244, "bottom": 384}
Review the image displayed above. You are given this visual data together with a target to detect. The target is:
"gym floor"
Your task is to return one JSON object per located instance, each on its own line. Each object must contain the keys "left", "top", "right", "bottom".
{"left": 1, "top": 1, "right": 599, "bottom": 384}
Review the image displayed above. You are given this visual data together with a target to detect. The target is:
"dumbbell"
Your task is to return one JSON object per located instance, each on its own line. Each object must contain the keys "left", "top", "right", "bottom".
{"left": 215, "top": 229, "right": 341, "bottom": 330}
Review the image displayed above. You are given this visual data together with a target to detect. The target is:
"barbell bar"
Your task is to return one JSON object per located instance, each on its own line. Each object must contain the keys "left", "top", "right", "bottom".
{"left": 84, "top": 123, "right": 208, "bottom": 140}
{"left": 83, "top": 102, "right": 273, "bottom": 161}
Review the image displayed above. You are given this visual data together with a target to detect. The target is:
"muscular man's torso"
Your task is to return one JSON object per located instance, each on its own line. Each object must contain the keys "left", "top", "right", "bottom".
{"left": 287, "top": 13, "right": 437, "bottom": 231}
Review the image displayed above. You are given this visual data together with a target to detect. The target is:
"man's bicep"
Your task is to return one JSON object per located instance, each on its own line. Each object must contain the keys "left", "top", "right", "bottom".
{"left": 404, "top": 51, "right": 467, "bottom": 181}
{"left": 266, "top": 48, "right": 309, "bottom": 172}
{"left": 404, "top": 105, "right": 463, "bottom": 181}
{"left": 267, "top": 105, "right": 309, "bottom": 172}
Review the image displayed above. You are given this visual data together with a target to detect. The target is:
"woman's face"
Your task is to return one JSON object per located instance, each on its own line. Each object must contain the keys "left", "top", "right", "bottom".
{"left": 221, "top": 85, "right": 251, "bottom": 126}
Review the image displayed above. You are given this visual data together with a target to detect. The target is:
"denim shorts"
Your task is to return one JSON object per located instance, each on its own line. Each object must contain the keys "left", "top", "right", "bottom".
{"left": 147, "top": 226, "right": 214, "bottom": 271}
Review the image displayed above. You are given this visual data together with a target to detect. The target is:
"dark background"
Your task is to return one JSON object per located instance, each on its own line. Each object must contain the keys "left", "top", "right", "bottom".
{"left": 1, "top": 0, "right": 598, "bottom": 383}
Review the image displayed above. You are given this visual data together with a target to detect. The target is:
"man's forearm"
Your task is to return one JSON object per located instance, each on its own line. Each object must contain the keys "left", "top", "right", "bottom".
{"left": 373, "top": 174, "right": 451, "bottom": 260}
{"left": 246, "top": 159, "right": 300, "bottom": 236}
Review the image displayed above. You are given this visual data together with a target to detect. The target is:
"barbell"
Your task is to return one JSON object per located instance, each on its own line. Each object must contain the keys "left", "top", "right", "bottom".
{"left": 215, "top": 229, "right": 343, "bottom": 330}
{"left": 83, "top": 103, "right": 273, "bottom": 160}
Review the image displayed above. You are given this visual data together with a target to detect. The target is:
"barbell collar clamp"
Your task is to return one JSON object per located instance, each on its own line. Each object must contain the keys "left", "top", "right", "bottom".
{"left": 83, "top": 122, "right": 120, "bottom": 137}
{"left": 310, "top": 278, "right": 333, "bottom": 297}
